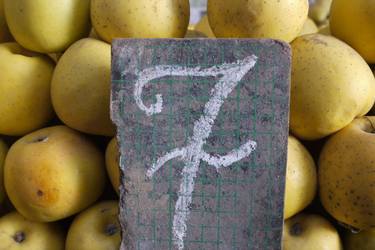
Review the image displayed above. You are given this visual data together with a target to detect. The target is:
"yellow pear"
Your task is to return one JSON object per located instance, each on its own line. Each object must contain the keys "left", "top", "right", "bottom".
{"left": 0, "top": 139, "right": 8, "bottom": 205}
{"left": 319, "top": 117, "right": 375, "bottom": 229}
{"left": 283, "top": 213, "right": 342, "bottom": 250}
{"left": 330, "top": 0, "right": 375, "bottom": 63}
{"left": 65, "top": 201, "right": 121, "bottom": 250}
{"left": 4, "top": 125, "right": 106, "bottom": 222}
{"left": 345, "top": 229, "right": 375, "bottom": 250}
{"left": 195, "top": 15, "right": 215, "bottom": 38}
{"left": 207, "top": 0, "right": 308, "bottom": 42}
{"left": 0, "top": 43, "right": 55, "bottom": 136}
{"left": 299, "top": 18, "right": 319, "bottom": 36}
{"left": 284, "top": 135, "right": 317, "bottom": 219}
{"left": 0, "top": 211, "right": 64, "bottom": 250}
{"left": 106, "top": 137, "right": 120, "bottom": 195}
{"left": 4, "top": 0, "right": 90, "bottom": 53}
{"left": 0, "top": 0, "right": 11, "bottom": 42}
{"left": 309, "top": 0, "right": 333, "bottom": 24}
{"left": 91, "top": 0, "right": 190, "bottom": 43}
{"left": 51, "top": 38, "right": 116, "bottom": 136}
{"left": 290, "top": 34, "right": 375, "bottom": 140}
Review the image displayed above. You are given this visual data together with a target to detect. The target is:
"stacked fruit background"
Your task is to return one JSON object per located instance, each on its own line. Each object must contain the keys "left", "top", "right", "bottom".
{"left": 0, "top": 0, "right": 374, "bottom": 249}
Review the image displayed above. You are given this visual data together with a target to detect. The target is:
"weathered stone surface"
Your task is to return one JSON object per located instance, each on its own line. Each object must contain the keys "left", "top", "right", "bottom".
{"left": 111, "top": 39, "right": 291, "bottom": 250}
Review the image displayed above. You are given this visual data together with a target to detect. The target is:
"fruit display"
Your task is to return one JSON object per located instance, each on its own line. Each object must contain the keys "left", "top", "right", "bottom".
{"left": 0, "top": 0, "right": 374, "bottom": 249}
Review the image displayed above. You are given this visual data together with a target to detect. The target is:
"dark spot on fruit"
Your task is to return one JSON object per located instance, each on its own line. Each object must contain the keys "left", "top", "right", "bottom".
{"left": 37, "top": 190, "right": 44, "bottom": 196}
{"left": 31, "top": 136, "right": 48, "bottom": 143}
{"left": 101, "top": 208, "right": 110, "bottom": 213}
{"left": 104, "top": 224, "right": 118, "bottom": 236}
{"left": 13, "top": 231, "right": 26, "bottom": 243}
{"left": 290, "top": 222, "right": 303, "bottom": 236}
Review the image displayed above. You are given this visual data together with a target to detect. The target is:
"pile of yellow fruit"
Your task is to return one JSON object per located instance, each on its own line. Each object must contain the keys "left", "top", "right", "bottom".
{"left": 0, "top": 0, "right": 374, "bottom": 249}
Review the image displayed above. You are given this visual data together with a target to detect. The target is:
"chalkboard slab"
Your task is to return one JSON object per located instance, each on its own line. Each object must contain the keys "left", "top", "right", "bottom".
{"left": 111, "top": 39, "right": 291, "bottom": 250}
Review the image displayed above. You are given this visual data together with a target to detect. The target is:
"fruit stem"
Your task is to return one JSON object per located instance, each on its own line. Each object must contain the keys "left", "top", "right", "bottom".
{"left": 13, "top": 231, "right": 26, "bottom": 243}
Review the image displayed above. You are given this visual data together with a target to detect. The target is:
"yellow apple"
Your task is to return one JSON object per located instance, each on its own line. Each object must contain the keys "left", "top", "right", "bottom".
{"left": 284, "top": 135, "right": 317, "bottom": 219}
{"left": 345, "top": 229, "right": 375, "bottom": 250}
{"left": 290, "top": 34, "right": 375, "bottom": 140}
{"left": 0, "top": 211, "right": 64, "bottom": 250}
{"left": 0, "top": 0, "right": 11, "bottom": 42}
{"left": 91, "top": 0, "right": 190, "bottom": 43}
{"left": 65, "top": 201, "right": 121, "bottom": 250}
{"left": 283, "top": 213, "right": 342, "bottom": 250}
{"left": 51, "top": 38, "right": 116, "bottom": 136}
{"left": 319, "top": 116, "right": 375, "bottom": 229}
{"left": 0, "top": 139, "right": 8, "bottom": 205}
{"left": 309, "top": 0, "right": 333, "bottom": 24}
{"left": 207, "top": 0, "right": 308, "bottom": 42}
{"left": 299, "top": 18, "right": 318, "bottom": 36}
{"left": 0, "top": 43, "right": 55, "bottom": 136}
{"left": 330, "top": 0, "right": 375, "bottom": 63}
{"left": 4, "top": 0, "right": 90, "bottom": 53}
{"left": 105, "top": 137, "right": 120, "bottom": 195}
{"left": 195, "top": 15, "right": 215, "bottom": 38}
{"left": 4, "top": 125, "right": 106, "bottom": 222}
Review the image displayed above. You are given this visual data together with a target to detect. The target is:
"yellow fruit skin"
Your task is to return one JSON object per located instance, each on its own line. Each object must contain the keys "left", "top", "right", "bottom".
{"left": 283, "top": 213, "right": 342, "bottom": 250}
{"left": 4, "top": 0, "right": 90, "bottom": 53}
{"left": 319, "top": 117, "right": 375, "bottom": 229}
{"left": 105, "top": 137, "right": 120, "bottom": 195}
{"left": 207, "top": 0, "right": 308, "bottom": 42}
{"left": 330, "top": 0, "right": 375, "bottom": 63}
{"left": 0, "top": 139, "right": 8, "bottom": 205}
{"left": 345, "top": 229, "right": 375, "bottom": 250}
{"left": 194, "top": 15, "right": 215, "bottom": 38}
{"left": 66, "top": 201, "right": 121, "bottom": 250}
{"left": 0, "top": 43, "right": 55, "bottom": 136}
{"left": 51, "top": 38, "right": 116, "bottom": 136}
{"left": 91, "top": 0, "right": 190, "bottom": 42}
{"left": 0, "top": 0, "right": 11, "bottom": 42}
{"left": 4, "top": 126, "right": 106, "bottom": 222}
{"left": 309, "top": 0, "right": 333, "bottom": 24}
{"left": 0, "top": 212, "right": 64, "bottom": 250}
{"left": 299, "top": 18, "right": 318, "bottom": 36}
{"left": 284, "top": 136, "right": 317, "bottom": 219}
{"left": 290, "top": 34, "right": 375, "bottom": 140}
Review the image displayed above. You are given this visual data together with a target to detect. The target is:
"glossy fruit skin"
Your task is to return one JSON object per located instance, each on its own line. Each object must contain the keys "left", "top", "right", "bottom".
{"left": 0, "top": 43, "right": 55, "bottom": 136}
{"left": 105, "top": 137, "right": 120, "bottom": 195}
{"left": 51, "top": 38, "right": 116, "bottom": 136}
{"left": 207, "top": 0, "right": 308, "bottom": 42}
{"left": 319, "top": 117, "right": 375, "bottom": 229}
{"left": 283, "top": 213, "right": 342, "bottom": 250}
{"left": 330, "top": 0, "right": 375, "bottom": 63}
{"left": 284, "top": 136, "right": 317, "bottom": 219}
{"left": 0, "top": 211, "right": 64, "bottom": 250}
{"left": 290, "top": 34, "right": 375, "bottom": 140}
{"left": 91, "top": 0, "right": 190, "bottom": 42}
{"left": 65, "top": 201, "right": 121, "bottom": 250}
{"left": 4, "top": 0, "right": 90, "bottom": 53}
{"left": 4, "top": 126, "right": 106, "bottom": 222}
{"left": 0, "top": 139, "right": 8, "bottom": 205}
